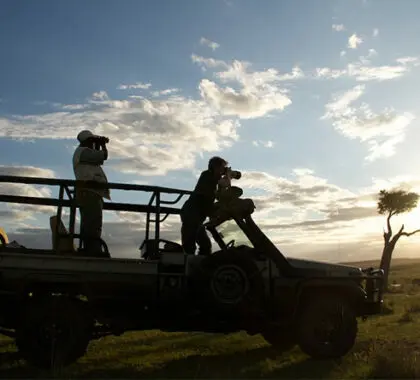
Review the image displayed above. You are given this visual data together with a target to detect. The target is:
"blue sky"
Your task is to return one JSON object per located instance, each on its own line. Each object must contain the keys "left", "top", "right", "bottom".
{"left": 1, "top": 0, "right": 420, "bottom": 261}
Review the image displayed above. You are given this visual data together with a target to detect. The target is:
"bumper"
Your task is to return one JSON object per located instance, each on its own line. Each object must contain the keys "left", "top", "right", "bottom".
{"left": 360, "top": 267, "right": 384, "bottom": 316}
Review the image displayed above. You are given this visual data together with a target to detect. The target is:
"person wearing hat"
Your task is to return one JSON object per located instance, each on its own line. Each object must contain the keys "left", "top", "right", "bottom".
{"left": 73, "top": 129, "right": 110, "bottom": 256}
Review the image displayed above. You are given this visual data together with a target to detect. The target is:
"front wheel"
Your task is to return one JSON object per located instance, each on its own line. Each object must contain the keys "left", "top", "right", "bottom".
{"left": 15, "top": 295, "right": 93, "bottom": 369}
{"left": 297, "top": 294, "right": 358, "bottom": 360}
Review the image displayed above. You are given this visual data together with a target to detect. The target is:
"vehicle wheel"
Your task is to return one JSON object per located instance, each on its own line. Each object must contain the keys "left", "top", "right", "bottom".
{"left": 15, "top": 295, "right": 93, "bottom": 369}
{"left": 199, "top": 249, "right": 264, "bottom": 317}
{"left": 297, "top": 294, "right": 358, "bottom": 360}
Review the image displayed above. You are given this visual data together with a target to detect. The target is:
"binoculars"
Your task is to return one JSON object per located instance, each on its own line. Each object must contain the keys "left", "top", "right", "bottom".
{"left": 96, "top": 136, "right": 109, "bottom": 144}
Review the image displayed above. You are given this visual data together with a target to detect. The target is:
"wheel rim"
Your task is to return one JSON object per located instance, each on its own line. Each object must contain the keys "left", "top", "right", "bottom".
{"left": 210, "top": 264, "right": 249, "bottom": 304}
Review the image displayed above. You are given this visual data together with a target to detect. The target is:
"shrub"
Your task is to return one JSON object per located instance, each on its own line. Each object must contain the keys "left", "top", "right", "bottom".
{"left": 398, "top": 310, "right": 414, "bottom": 323}
{"left": 368, "top": 340, "right": 420, "bottom": 379}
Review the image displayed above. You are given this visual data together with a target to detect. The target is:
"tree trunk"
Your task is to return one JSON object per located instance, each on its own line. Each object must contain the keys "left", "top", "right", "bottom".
{"left": 380, "top": 241, "right": 396, "bottom": 292}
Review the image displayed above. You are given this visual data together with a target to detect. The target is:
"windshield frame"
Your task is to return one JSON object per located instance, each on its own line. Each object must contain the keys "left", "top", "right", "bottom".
{"left": 214, "top": 218, "right": 254, "bottom": 249}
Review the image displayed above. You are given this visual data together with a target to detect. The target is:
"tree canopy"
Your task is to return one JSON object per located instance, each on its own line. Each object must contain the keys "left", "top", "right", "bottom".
{"left": 377, "top": 189, "right": 419, "bottom": 216}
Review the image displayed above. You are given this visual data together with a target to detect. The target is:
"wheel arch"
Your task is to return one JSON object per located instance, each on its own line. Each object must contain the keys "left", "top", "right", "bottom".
{"left": 294, "top": 280, "right": 367, "bottom": 316}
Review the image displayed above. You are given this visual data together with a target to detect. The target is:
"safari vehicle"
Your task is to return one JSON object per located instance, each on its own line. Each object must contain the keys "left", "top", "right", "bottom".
{"left": 0, "top": 175, "right": 384, "bottom": 369}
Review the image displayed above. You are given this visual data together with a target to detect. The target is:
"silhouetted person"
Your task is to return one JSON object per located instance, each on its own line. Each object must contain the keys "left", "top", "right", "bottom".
{"left": 73, "top": 130, "right": 110, "bottom": 255}
{"left": 180, "top": 156, "right": 228, "bottom": 255}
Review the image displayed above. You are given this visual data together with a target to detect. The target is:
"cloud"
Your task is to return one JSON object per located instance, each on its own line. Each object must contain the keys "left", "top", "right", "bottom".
{"left": 348, "top": 33, "right": 363, "bottom": 49}
{"left": 322, "top": 85, "right": 415, "bottom": 161}
{"left": 239, "top": 169, "right": 354, "bottom": 215}
{"left": 117, "top": 82, "right": 152, "bottom": 90}
{"left": 373, "top": 28, "right": 379, "bottom": 37}
{"left": 191, "top": 54, "right": 229, "bottom": 70}
{"left": 252, "top": 140, "right": 274, "bottom": 148}
{"left": 193, "top": 56, "right": 301, "bottom": 119}
{"left": 91, "top": 91, "right": 109, "bottom": 101}
{"left": 200, "top": 37, "right": 220, "bottom": 51}
{"left": 396, "top": 57, "right": 419, "bottom": 65}
{"left": 151, "top": 88, "right": 180, "bottom": 97}
{"left": 332, "top": 24, "right": 345, "bottom": 32}
{"left": 358, "top": 48, "right": 377, "bottom": 65}
{"left": 315, "top": 56, "right": 419, "bottom": 81}
{"left": 0, "top": 166, "right": 58, "bottom": 222}
{"left": 0, "top": 85, "right": 242, "bottom": 177}
{"left": 0, "top": 165, "right": 55, "bottom": 178}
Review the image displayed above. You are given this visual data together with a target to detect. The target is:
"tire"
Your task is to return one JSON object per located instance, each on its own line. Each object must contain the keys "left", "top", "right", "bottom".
{"left": 296, "top": 293, "right": 358, "bottom": 360}
{"left": 15, "top": 295, "right": 93, "bottom": 369}
{"left": 198, "top": 249, "right": 264, "bottom": 317}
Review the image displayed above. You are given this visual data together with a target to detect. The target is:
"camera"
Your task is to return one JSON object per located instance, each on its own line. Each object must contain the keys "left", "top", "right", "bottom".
{"left": 224, "top": 167, "right": 241, "bottom": 180}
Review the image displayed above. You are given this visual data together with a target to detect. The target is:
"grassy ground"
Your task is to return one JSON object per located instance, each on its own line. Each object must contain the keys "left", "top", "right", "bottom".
{"left": 1, "top": 259, "right": 420, "bottom": 379}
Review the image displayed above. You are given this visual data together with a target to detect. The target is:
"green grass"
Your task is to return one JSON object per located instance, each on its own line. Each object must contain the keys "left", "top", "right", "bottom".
{"left": 2, "top": 259, "right": 420, "bottom": 378}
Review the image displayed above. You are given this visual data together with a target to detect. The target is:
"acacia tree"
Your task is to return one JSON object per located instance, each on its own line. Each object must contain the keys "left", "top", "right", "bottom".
{"left": 377, "top": 189, "right": 420, "bottom": 291}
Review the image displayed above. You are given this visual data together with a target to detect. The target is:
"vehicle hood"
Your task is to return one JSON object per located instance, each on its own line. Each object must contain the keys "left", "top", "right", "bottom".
{"left": 287, "top": 257, "right": 363, "bottom": 277}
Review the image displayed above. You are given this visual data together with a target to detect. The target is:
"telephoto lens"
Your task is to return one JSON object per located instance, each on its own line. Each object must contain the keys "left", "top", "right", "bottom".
{"left": 230, "top": 170, "right": 241, "bottom": 180}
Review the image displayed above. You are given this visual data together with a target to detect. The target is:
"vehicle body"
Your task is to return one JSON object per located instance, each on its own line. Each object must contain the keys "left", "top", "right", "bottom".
{"left": 0, "top": 175, "right": 384, "bottom": 369}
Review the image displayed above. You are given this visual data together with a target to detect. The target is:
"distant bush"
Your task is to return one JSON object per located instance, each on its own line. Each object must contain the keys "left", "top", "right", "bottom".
{"left": 406, "top": 300, "right": 420, "bottom": 314}
{"left": 398, "top": 310, "right": 414, "bottom": 323}
{"left": 368, "top": 340, "right": 420, "bottom": 379}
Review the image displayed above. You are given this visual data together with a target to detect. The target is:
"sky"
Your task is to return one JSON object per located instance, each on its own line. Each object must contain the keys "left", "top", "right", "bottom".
{"left": 1, "top": 0, "right": 420, "bottom": 263}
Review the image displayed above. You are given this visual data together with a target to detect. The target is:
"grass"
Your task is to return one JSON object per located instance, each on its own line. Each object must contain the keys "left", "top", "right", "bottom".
{"left": 2, "top": 259, "right": 420, "bottom": 378}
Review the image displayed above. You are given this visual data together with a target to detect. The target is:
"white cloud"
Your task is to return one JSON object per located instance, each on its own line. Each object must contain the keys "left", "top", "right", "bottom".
{"left": 117, "top": 82, "right": 152, "bottom": 90}
{"left": 396, "top": 56, "right": 420, "bottom": 66}
{"left": 200, "top": 37, "right": 220, "bottom": 51}
{"left": 0, "top": 52, "right": 298, "bottom": 175}
{"left": 193, "top": 56, "right": 301, "bottom": 119}
{"left": 348, "top": 33, "right": 363, "bottom": 49}
{"left": 373, "top": 28, "right": 379, "bottom": 37}
{"left": 91, "top": 91, "right": 109, "bottom": 101}
{"left": 252, "top": 140, "right": 274, "bottom": 148}
{"left": 151, "top": 88, "right": 180, "bottom": 97}
{"left": 0, "top": 166, "right": 58, "bottom": 222}
{"left": 316, "top": 67, "right": 346, "bottom": 79}
{"left": 191, "top": 54, "right": 229, "bottom": 70}
{"left": 358, "top": 48, "right": 377, "bottom": 65}
{"left": 332, "top": 24, "right": 345, "bottom": 32}
{"left": 315, "top": 56, "right": 418, "bottom": 81}
{"left": 0, "top": 165, "right": 55, "bottom": 178}
{"left": 322, "top": 85, "right": 415, "bottom": 161}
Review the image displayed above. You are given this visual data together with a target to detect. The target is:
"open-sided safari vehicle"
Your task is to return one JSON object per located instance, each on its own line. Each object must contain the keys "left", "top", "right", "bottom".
{"left": 0, "top": 175, "right": 384, "bottom": 369}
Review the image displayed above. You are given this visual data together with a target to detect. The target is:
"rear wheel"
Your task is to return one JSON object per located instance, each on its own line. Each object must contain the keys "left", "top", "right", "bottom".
{"left": 297, "top": 294, "right": 358, "bottom": 359}
{"left": 16, "top": 295, "right": 93, "bottom": 369}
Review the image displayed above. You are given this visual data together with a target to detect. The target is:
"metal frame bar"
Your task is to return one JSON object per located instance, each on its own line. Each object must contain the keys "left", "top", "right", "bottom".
{"left": 0, "top": 175, "right": 192, "bottom": 254}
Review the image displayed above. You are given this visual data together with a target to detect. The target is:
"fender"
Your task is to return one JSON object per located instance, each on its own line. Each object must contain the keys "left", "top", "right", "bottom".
{"left": 292, "top": 278, "right": 367, "bottom": 317}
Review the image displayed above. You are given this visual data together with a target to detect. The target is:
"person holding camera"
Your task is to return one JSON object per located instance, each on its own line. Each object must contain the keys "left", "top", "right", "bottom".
{"left": 72, "top": 129, "right": 110, "bottom": 256}
{"left": 180, "top": 156, "right": 240, "bottom": 256}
